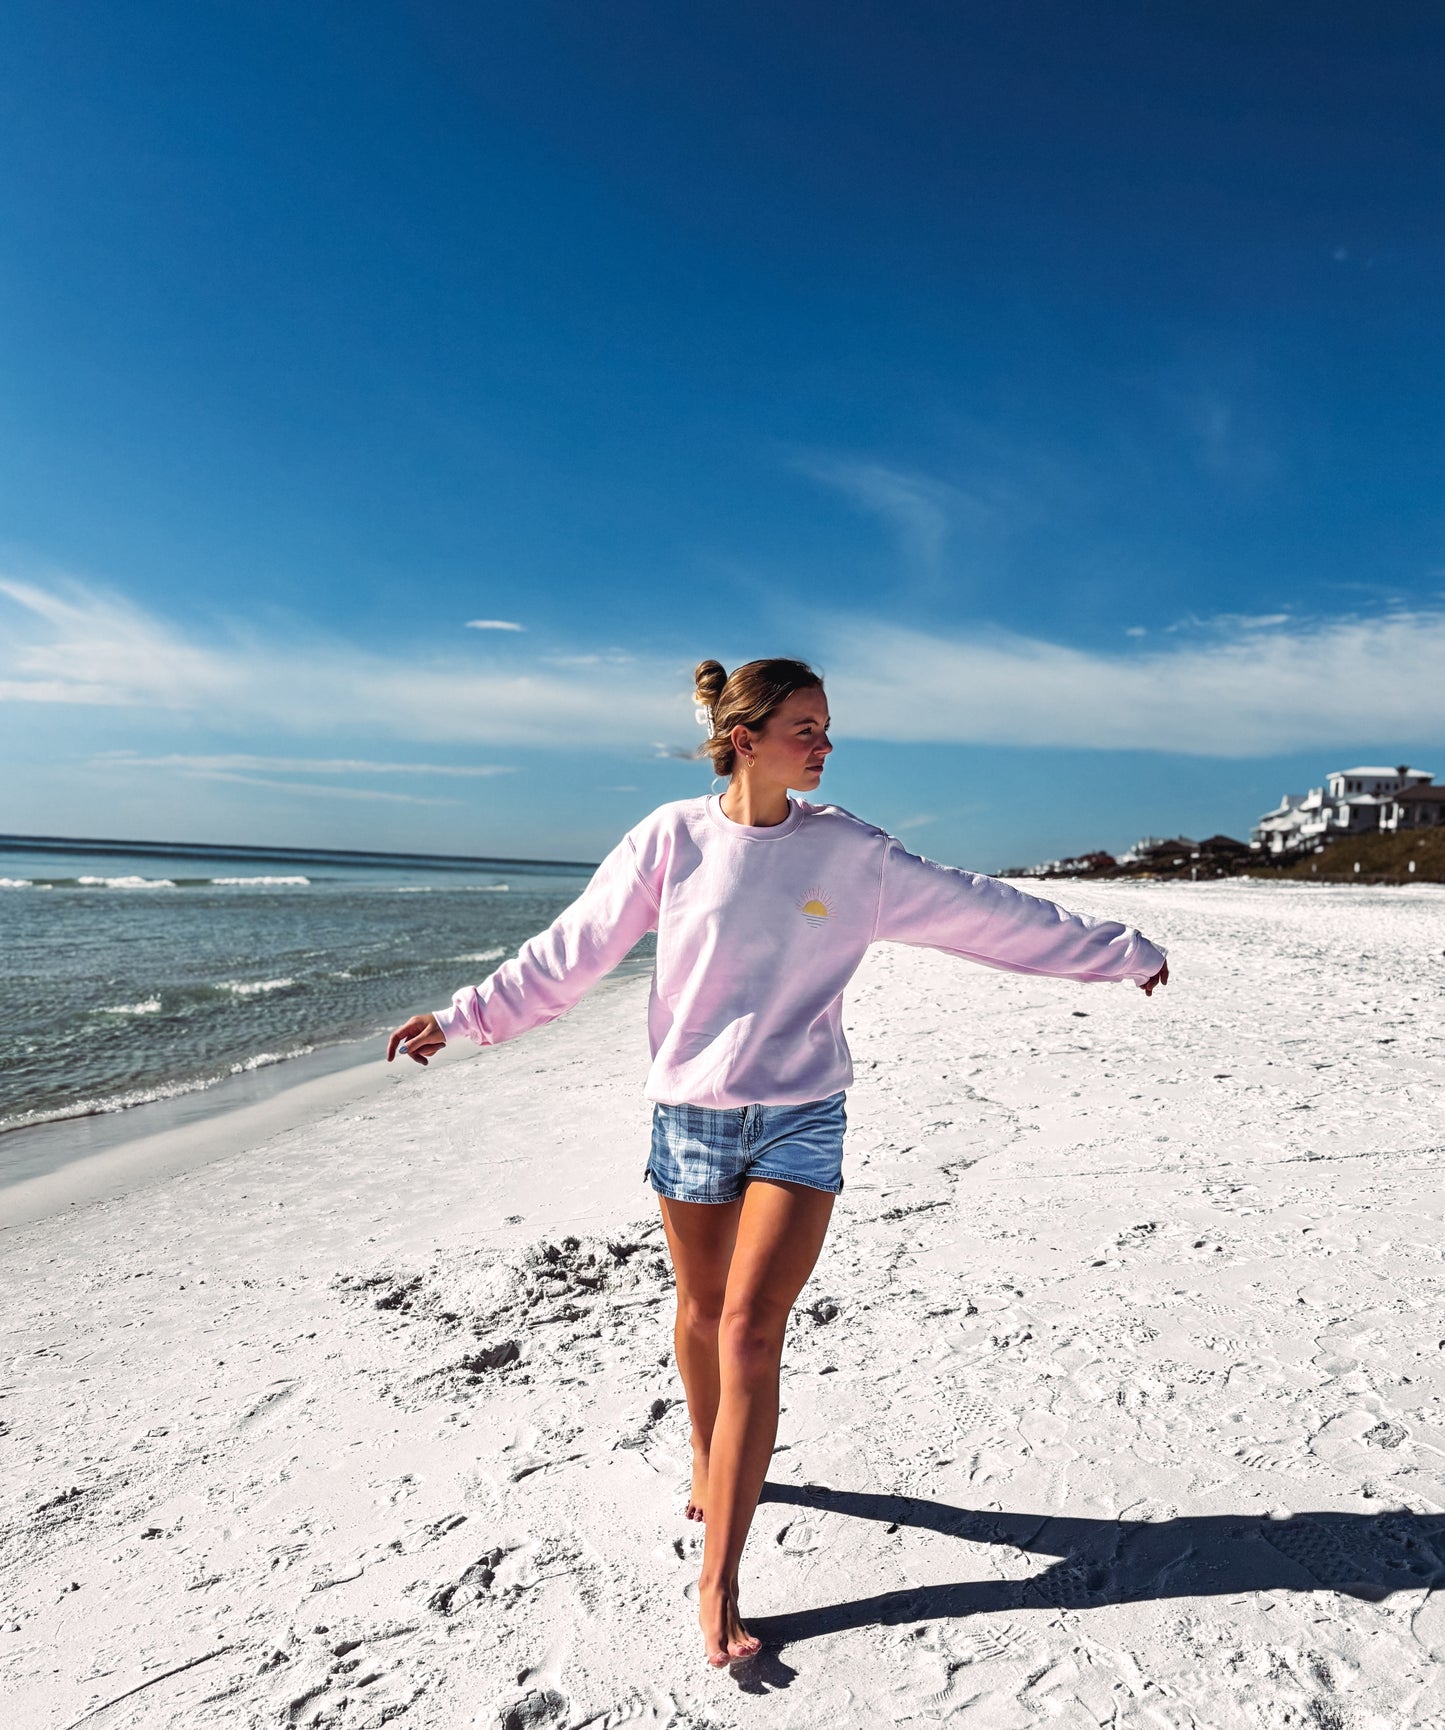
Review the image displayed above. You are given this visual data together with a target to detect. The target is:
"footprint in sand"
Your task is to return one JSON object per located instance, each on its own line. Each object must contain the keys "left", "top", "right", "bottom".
{"left": 1311, "top": 1408, "right": 1413, "bottom": 1474}
{"left": 507, "top": 1451, "right": 586, "bottom": 1484}
{"left": 943, "top": 1620, "right": 1026, "bottom": 1667}
{"left": 1233, "top": 1440, "right": 1317, "bottom": 1476}
{"left": 276, "top": 1628, "right": 422, "bottom": 1726}
{"left": 496, "top": 1688, "right": 569, "bottom": 1730}
{"left": 950, "top": 1397, "right": 1006, "bottom": 1432}
{"left": 1259, "top": 1518, "right": 1369, "bottom": 1591}
{"left": 570, "top": 1702, "right": 688, "bottom": 1729}
{"left": 1024, "top": 1558, "right": 1106, "bottom": 1610}
{"left": 775, "top": 1519, "right": 821, "bottom": 1555}
{"left": 427, "top": 1545, "right": 512, "bottom": 1613}
{"left": 236, "top": 1379, "right": 300, "bottom": 1430}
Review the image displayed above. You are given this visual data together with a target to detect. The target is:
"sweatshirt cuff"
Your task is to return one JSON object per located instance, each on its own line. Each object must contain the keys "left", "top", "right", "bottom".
{"left": 1130, "top": 934, "right": 1168, "bottom": 980}
{"left": 432, "top": 1002, "right": 467, "bottom": 1042}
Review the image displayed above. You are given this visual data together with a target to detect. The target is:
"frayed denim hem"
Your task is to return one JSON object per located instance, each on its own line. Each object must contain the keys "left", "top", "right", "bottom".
{"left": 643, "top": 1167, "right": 744, "bottom": 1205}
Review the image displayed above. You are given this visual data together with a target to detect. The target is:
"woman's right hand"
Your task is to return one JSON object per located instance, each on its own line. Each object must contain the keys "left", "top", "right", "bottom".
{"left": 387, "top": 1012, "right": 445, "bottom": 1066}
{"left": 1139, "top": 959, "right": 1169, "bottom": 997}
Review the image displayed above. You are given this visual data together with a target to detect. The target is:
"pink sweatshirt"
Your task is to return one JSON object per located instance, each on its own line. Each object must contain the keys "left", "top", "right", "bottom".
{"left": 433, "top": 794, "right": 1167, "bottom": 1108}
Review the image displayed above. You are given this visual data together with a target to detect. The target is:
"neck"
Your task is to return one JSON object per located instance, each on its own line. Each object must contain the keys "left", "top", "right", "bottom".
{"left": 719, "top": 776, "right": 791, "bottom": 828}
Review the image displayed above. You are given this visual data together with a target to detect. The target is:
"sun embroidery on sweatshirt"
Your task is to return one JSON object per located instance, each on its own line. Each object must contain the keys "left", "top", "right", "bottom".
{"left": 798, "top": 887, "right": 835, "bottom": 927}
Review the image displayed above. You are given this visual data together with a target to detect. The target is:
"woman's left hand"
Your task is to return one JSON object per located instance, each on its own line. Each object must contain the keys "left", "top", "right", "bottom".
{"left": 1139, "top": 960, "right": 1169, "bottom": 996}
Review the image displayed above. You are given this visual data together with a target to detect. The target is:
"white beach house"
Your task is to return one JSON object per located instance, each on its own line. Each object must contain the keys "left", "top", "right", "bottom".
{"left": 1251, "top": 765, "right": 1437, "bottom": 856}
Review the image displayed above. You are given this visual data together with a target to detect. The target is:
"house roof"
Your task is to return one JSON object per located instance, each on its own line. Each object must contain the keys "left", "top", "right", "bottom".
{"left": 1390, "top": 785, "right": 1445, "bottom": 804}
{"left": 1334, "top": 764, "right": 1434, "bottom": 779}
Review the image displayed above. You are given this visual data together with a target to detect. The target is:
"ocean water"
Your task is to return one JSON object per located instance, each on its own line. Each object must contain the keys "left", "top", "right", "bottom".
{"left": 0, "top": 837, "right": 649, "bottom": 1148}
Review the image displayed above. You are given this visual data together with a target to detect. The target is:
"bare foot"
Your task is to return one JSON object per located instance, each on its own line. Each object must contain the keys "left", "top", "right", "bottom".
{"left": 687, "top": 1436, "right": 708, "bottom": 1522}
{"left": 698, "top": 1576, "right": 760, "bottom": 1667}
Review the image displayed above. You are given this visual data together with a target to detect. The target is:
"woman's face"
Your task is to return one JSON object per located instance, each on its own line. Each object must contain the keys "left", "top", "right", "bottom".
{"left": 741, "top": 686, "right": 832, "bottom": 791}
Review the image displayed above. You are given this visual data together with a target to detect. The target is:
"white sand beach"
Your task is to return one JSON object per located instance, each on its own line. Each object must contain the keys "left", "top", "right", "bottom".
{"left": 3, "top": 879, "right": 1444, "bottom": 1730}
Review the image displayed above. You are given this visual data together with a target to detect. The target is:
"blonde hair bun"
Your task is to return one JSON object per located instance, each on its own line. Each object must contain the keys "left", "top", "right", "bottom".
{"left": 692, "top": 659, "right": 728, "bottom": 708}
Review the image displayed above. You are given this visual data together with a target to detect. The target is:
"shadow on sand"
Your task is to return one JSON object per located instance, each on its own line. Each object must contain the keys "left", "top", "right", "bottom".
{"left": 743, "top": 1481, "right": 1445, "bottom": 1657}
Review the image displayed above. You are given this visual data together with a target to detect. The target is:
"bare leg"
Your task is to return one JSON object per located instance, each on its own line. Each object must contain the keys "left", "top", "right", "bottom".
{"left": 657, "top": 1195, "right": 743, "bottom": 1521}
{"left": 697, "top": 1179, "right": 835, "bottom": 1666}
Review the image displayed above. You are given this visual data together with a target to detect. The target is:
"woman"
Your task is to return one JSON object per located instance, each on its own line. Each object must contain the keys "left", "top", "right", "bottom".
{"left": 387, "top": 656, "right": 1169, "bottom": 1668}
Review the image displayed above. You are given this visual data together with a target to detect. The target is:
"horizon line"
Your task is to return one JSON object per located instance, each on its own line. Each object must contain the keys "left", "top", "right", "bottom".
{"left": 0, "top": 831, "right": 600, "bottom": 874}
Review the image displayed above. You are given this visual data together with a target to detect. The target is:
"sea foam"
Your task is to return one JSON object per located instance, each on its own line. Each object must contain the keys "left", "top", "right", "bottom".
{"left": 210, "top": 875, "right": 310, "bottom": 886}
{"left": 0, "top": 1043, "right": 318, "bottom": 1132}
{"left": 229, "top": 1045, "right": 314, "bottom": 1073}
{"left": 77, "top": 875, "right": 178, "bottom": 890}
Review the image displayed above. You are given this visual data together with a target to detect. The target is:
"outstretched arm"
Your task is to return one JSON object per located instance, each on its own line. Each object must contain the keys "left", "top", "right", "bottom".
{"left": 873, "top": 840, "right": 1168, "bottom": 988}
{"left": 387, "top": 832, "right": 660, "bottom": 1065}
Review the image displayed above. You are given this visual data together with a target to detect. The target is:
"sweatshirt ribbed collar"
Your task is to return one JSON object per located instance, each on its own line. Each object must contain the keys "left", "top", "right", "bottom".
{"left": 704, "top": 793, "right": 804, "bottom": 841}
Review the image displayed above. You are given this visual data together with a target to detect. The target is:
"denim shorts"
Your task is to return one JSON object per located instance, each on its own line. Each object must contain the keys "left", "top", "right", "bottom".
{"left": 644, "top": 1092, "right": 847, "bottom": 1204}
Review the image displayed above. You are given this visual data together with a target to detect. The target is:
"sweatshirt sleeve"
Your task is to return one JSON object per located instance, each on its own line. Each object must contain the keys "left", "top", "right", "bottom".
{"left": 873, "top": 839, "right": 1167, "bottom": 984}
{"left": 432, "top": 831, "right": 661, "bottom": 1047}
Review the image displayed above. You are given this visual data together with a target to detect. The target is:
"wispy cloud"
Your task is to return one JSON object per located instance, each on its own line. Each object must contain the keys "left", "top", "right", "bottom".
{"left": 0, "top": 577, "right": 237, "bottom": 707}
{"left": 0, "top": 576, "right": 680, "bottom": 745}
{"left": 820, "top": 610, "right": 1445, "bottom": 756}
{"left": 162, "top": 769, "right": 461, "bottom": 806}
{"left": 95, "top": 752, "right": 515, "bottom": 777}
{"left": 791, "top": 454, "right": 988, "bottom": 581}
{"left": 7, "top": 573, "right": 1445, "bottom": 760}
{"left": 540, "top": 652, "right": 635, "bottom": 667}
{"left": 1163, "top": 611, "right": 1292, "bottom": 634}
{"left": 465, "top": 619, "right": 524, "bottom": 632}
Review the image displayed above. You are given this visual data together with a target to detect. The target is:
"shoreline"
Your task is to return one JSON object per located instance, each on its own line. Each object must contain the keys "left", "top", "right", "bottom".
{"left": 0, "top": 954, "right": 656, "bottom": 1224}
{"left": 1, "top": 1028, "right": 385, "bottom": 1165}
{"left": 0, "top": 1031, "right": 478, "bottom": 1232}
{"left": 0, "top": 958, "right": 656, "bottom": 1231}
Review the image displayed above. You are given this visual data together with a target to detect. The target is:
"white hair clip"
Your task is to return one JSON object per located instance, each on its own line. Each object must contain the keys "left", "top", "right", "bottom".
{"left": 694, "top": 702, "right": 714, "bottom": 731}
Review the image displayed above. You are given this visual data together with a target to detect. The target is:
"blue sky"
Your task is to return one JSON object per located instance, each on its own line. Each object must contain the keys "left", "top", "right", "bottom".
{"left": 3, "top": 1, "right": 1443, "bottom": 868}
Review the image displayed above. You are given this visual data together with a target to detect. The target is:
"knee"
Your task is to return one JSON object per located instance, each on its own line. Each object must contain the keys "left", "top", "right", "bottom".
{"left": 677, "top": 1289, "right": 726, "bottom": 1335}
{"left": 717, "top": 1303, "right": 787, "bottom": 1373}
